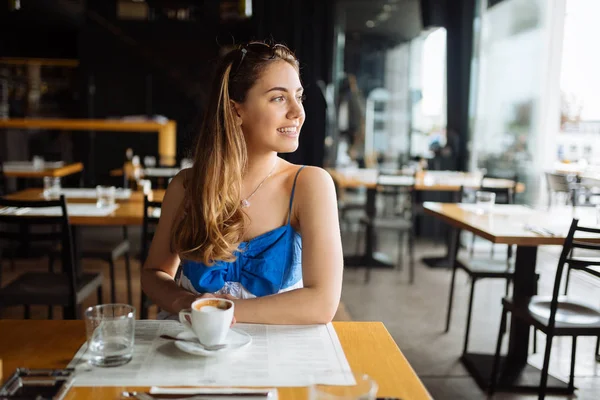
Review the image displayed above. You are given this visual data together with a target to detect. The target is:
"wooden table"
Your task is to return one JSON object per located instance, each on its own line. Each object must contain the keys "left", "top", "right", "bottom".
{"left": 2, "top": 162, "right": 84, "bottom": 179}
{"left": 423, "top": 202, "right": 599, "bottom": 394}
{"left": 329, "top": 169, "right": 525, "bottom": 193}
{"left": 329, "top": 168, "right": 525, "bottom": 272}
{"left": 5, "top": 188, "right": 165, "bottom": 226}
{"left": 0, "top": 320, "right": 432, "bottom": 400}
{"left": 0, "top": 118, "right": 177, "bottom": 167}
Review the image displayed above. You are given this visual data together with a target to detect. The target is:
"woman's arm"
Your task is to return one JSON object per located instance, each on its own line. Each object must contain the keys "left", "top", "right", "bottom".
{"left": 231, "top": 167, "right": 344, "bottom": 324}
{"left": 140, "top": 171, "right": 199, "bottom": 314}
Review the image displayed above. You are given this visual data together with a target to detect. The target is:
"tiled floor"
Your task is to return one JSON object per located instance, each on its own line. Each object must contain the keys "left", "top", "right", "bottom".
{"left": 341, "top": 227, "right": 600, "bottom": 399}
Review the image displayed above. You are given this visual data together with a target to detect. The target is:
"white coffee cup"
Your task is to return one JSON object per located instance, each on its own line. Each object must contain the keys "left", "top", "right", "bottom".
{"left": 178, "top": 298, "right": 234, "bottom": 346}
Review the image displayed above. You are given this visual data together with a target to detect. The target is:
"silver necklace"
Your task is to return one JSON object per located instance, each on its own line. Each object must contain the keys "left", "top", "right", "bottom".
{"left": 241, "top": 159, "right": 278, "bottom": 208}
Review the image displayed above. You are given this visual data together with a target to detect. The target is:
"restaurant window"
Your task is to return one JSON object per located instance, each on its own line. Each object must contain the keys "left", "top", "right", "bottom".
{"left": 467, "top": 0, "right": 565, "bottom": 204}
{"left": 557, "top": 0, "right": 600, "bottom": 166}
{"left": 409, "top": 28, "right": 447, "bottom": 164}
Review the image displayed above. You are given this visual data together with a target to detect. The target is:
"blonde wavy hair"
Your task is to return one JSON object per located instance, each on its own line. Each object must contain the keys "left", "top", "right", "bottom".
{"left": 171, "top": 42, "right": 300, "bottom": 265}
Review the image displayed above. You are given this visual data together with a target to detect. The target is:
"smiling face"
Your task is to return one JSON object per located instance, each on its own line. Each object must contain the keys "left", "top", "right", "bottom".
{"left": 233, "top": 60, "right": 305, "bottom": 154}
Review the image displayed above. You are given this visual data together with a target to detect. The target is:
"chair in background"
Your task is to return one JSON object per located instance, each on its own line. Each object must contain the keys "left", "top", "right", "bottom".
{"left": 0, "top": 196, "right": 103, "bottom": 319}
{"left": 565, "top": 180, "right": 600, "bottom": 294}
{"left": 49, "top": 227, "right": 131, "bottom": 305}
{"left": 355, "top": 180, "right": 415, "bottom": 284}
{"left": 565, "top": 185, "right": 600, "bottom": 362}
{"left": 333, "top": 178, "right": 366, "bottom": 233}
{"left": 445, "top": 186, "right": 518, "bottom": 355}
{"left": 140, "top": 195, "right": 162, "bottom": 319}
{"left": 545, "top": 172, "right": 574, "bottom": 207}
{"left": 489, "top": 218, "right": 600, "bottom": 399}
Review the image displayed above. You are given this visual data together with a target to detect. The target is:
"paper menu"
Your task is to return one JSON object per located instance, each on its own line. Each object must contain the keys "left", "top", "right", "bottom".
{"left": 68, "top": 320, "right": 353, "bottom": 387}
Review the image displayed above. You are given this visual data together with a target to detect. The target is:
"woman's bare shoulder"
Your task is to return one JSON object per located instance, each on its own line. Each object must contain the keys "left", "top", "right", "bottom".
{"left": 162, "top": 168, "right": 191, "bottom": 205}
{"left": 294, "top": 165, "right": 333, "bottom": 186}
{"left": 286, "top": 165, "right": 335, "bottom": 202}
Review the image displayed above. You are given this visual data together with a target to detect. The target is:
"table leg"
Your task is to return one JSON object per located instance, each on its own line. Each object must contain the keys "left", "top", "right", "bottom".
{"left": 422, "top": 190, "right": 462, "bottom": 269}
{"left": 461, "top": 245, "right": 572, "bottom": 393}
{"left": 344, "top": 187, "right": 394, "bottom": 271}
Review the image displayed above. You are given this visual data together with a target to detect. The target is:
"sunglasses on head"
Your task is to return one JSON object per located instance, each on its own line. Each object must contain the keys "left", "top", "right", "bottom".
{"left": 231, "top": 43, "right": 293, "bottom": 77}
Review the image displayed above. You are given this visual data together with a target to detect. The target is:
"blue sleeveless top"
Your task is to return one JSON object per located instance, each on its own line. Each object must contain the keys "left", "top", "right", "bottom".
{"left": 179, "top": 166, "right": 305, "bottom": 299}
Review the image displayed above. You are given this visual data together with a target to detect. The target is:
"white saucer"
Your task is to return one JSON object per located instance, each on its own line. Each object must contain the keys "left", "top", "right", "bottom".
{"left": 173, "top": 329, "right": 252, "bottom": 357}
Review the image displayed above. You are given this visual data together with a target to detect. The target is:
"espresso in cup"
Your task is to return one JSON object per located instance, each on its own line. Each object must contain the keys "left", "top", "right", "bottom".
{"left": 179, "top": 298, "right": 234, "bottom": 346}
{"left": 193, "top": 299, "right": 232, "bottom": 313}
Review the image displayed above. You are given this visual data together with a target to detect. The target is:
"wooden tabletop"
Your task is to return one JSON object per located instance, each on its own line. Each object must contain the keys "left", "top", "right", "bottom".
{"left": 329, "top": 168, "right": 525, "bottom": 193}
{"left": 0, "top": 118, "right": 177, "bottom": 166}
{"left": 423, "top": 202, "right": 600, "bottom": 245}
{"left": 2, "top": 162, "right": 84, "bottom": 178}
{"left": 0, "top": 320, "right": 431, "bottom": 400}
{"left": 5, "top": 189, "right": 166, "bottom": 226}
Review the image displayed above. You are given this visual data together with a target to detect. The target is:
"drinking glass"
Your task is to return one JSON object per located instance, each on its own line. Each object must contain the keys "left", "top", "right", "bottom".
{"left": 308, "top": 372, "right": 378, "bottom": 400}
{"left": 84, "top": 304, "right": 135, "bottom": 367}
{"left": 143, "top": 156, "right": 156, "bottom": 168}
{"left": 32, "top": 155, "right": 44, "bottom": 170}
{"left": 43, "top": 177, "right": 61, "bottom": 200}
{"left": 139, "top": 179, "right": 152, "bottom": 196}
{"left": 475, "top": 191, "right": 496, "bottom": 215}
{"left": 96, "top": 186, "right": 116, "bottom": 208}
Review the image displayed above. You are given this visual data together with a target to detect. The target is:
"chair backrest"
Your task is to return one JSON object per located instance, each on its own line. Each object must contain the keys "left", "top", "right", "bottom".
{"left": 0, "top": 195, "right": 78, "bottom": 294}
{"left": 574, "top": 176, "right": 600, "bottom": 206}
{"left": 141, "top": 195, "right": 162, "bottom": 265}
{"left": 482, "top": 173, "right": 518, "bottom": 204}
{"left": 545, "top": 172, "right": 571, "bottom": 193}
{"left": 547, "top": 219, "right": 600, "bottom": 329}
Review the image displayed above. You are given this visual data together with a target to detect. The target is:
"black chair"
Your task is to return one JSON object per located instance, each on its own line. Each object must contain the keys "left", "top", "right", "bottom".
{"left": 333, "top": 178, "right": 366, "bottom": 232}
{"left": 564, "top": 182, "right": 600, "bottom": 294}
{"left": 445, "top": 186, "right": 517, "bottom": 355}
{"left": 356, "top": 180, "right": 415, "bottom": 284}
{"left": 140, "top": 195, "right": 162, "bottom": 319}
{"left": 0, "top": 196, "right": 103, "bottom": 319}
{"left": 489, "top": 218, "right": 600, "bottom": 399}
{"left": 48, "top": 227, "right": 131, "bottom": 305}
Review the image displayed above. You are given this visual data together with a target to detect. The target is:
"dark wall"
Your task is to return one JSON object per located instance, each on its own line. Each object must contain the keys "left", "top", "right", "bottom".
{"left": 79, "top": 0, "right": 334, "bottom": 182}
{"left": 1, "top": 0, "right": 337, "bottom": 183}
{"left": 253, "top": 0, "right": 334, "bottom": 167}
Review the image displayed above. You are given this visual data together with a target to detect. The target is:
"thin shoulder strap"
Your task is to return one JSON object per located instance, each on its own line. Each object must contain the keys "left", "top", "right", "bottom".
{"left": 288, "top": 166, "right": 306, "bottom": 224}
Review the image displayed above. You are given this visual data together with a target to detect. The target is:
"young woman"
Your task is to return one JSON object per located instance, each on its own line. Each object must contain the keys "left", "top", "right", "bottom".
{"left": 141, "top": 42, "right": 343, "bottom": 324}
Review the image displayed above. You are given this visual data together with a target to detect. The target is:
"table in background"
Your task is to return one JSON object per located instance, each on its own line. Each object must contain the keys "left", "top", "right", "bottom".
{"left": 2, "top": 162, "right": 85, "bottom": 191}
{"left": 423, "top": 202, "right": 598, "bottom": 394}
{"left": 329, "top": 168, "right": 524, "bottom": 271}
{"left": 0, "top": 119, "right": 177, "bottom": 185}
{"left": 0, "top": 320, "right": 432, "bottom": 400}
{"left": 5, "top": 188, "right": 165, "bottom": 226}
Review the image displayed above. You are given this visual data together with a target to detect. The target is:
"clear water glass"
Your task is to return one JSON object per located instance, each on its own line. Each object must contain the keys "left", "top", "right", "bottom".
{"left": 32, "top": 155, "right": 44, "bottom": 170}
{"left": 84, "top": 304, "right": 135, "bottom": 367}
{"left": 475, "top": 191, "right": 496, "bottom": 215}
{"left": 309, "top": 372, "right": 378, "bottom": 400}
{"left": 43, "top": 177, "right": 61, "bottom": 200}
{"left": 143, "top": 155, "right": 156, "bottom": 168}
{"left": 139, "top": 179, "right": 152, "bottom": 196}
{"left": 96, "top": 186, "right": 116, "bottom": 208}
